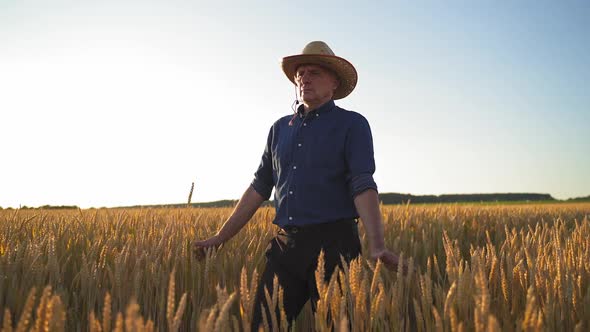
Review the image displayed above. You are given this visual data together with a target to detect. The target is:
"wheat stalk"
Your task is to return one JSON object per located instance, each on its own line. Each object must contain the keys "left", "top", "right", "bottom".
{"left": 102, "top": 292, "right": 111, "bottom": 332}
{"left": 15, "top": 287, "right": 36, "bottom": 332}
{"left": 187, "top": 182, "right": 195, "bottom": 207}
{"left": 2, "top": 309, "right": 13, "bottom": 332}
{"left": 167, "top": 268, "right": 176, "bottom": 331}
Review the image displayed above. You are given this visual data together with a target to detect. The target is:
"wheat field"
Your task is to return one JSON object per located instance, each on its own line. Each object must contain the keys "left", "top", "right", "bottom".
{"left": 0, "top": 202, "right": 589, "bottom": 331}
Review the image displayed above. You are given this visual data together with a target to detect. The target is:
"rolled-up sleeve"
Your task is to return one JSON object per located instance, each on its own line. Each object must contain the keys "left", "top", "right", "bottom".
{"left": 345, "top": 114, "right": 378, "bottom": 197}
{"left": 250, "top": 126, "right": 274, "bottom": 200}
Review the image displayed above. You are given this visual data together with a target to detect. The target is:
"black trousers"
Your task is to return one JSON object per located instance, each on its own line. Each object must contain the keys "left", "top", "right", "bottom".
{"left": 251, "top": 219, "right": 362, "bottom": 331}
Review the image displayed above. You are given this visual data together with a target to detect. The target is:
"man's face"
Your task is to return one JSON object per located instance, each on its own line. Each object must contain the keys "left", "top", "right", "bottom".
{"left": 294, "top": 64, "right": 339, "bottom": 105}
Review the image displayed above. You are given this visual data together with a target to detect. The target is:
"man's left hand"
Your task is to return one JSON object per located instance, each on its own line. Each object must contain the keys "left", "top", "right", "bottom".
{"left": 370, "top": 249, "right": 409, "bottom": 274}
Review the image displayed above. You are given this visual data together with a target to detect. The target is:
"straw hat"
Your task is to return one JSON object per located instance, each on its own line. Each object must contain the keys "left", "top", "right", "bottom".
{"left": 281, "top": 41, "right": 358, "bottom": 100}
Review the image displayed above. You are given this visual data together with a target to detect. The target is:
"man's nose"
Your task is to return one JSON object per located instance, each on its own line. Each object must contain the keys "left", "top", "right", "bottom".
{"left": 300, "top": 73, "right": 312, "bottom": 83}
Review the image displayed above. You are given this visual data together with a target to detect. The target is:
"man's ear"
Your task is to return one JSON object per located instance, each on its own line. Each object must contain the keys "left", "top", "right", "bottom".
{"left": 333, "top": 78, "right": 340, "bottom": 92}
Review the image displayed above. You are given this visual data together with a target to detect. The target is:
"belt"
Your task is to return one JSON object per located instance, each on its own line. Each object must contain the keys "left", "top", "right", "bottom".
{"left": 281, "top": 218, "right": 358, "bottom": 235}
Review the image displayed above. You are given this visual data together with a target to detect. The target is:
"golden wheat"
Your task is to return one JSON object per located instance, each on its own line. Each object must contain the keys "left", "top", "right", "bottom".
{"left": 0, "top": 203, "right": 588, "bottom": 330}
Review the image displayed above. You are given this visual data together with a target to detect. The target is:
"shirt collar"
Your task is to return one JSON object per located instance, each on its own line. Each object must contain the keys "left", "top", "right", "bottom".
{"left": 297, "top": 100, "right": 335, "bottom": 118}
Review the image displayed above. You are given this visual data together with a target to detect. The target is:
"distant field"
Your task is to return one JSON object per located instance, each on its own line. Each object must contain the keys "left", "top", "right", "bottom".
{"left": 407, "top": 200, "right": 572, "bottom": 206}
{"left": 1, "top": 203, "right": 589, "bottom": 331}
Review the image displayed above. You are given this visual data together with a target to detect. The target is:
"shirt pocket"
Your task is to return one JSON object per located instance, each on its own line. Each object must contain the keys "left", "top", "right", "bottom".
{"left": 307, "top": 133, "right": 345, "bottom": 169}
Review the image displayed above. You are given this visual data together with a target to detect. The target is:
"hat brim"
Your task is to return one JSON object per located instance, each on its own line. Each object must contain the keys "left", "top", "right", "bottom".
{"left": 281, "top": 54, "right": 358, "bottom": 100}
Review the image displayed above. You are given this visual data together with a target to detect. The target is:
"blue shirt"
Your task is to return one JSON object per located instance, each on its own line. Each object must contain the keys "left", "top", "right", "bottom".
{"left": 251, "top": 100, "right": 378, "bottom": 228}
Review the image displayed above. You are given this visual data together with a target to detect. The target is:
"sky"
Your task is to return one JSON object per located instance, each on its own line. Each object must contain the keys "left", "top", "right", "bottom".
{"left": 0, "top": 0, "right": 588, "bottom": 208}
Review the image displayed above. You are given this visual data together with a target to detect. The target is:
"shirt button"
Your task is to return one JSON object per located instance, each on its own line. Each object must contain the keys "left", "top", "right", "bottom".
{"left": 293, "top": 166, "right": 297, "bottom": 169}
{"left": 289, "top": 216, "right": 293, "bottom": 220}
{"left": 298, "top": 143, "right": 302, "bottom": 147}
{"left": 316, "top": 114, "right": 319, "bottom": 117}
{"left": 303, "top": 123, "right": 307, "bottom": 126}
{"left": 289, "top": 191, "right": 293, "bottom": 195}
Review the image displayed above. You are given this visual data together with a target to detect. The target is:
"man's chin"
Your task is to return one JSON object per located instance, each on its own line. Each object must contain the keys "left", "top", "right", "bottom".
{"left": 301, "top": 95, "right": 319, "bottom": 104}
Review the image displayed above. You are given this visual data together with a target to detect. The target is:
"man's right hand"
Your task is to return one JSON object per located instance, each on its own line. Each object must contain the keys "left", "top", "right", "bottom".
{"left": 191, "top": 186, "right": 265, "bottom": 261}
{"left": 192, "top": 235, "right": 224, "bottom": 261}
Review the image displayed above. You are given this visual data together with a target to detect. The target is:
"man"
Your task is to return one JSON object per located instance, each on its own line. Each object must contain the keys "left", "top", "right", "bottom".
{"left": 193, "top": 41, "right": 401, "bottom": 329}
